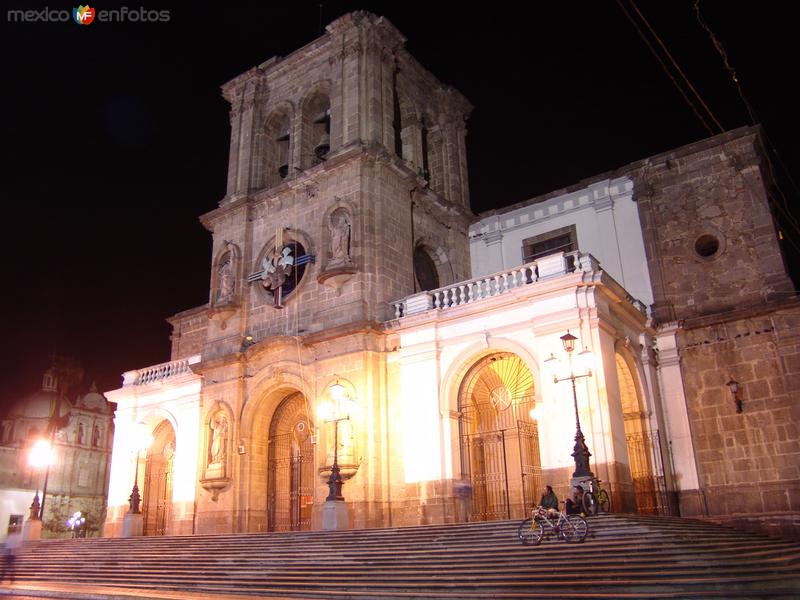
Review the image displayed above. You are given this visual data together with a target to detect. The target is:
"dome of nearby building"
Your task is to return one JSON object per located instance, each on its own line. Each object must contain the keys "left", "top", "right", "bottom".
{"left": 11, "top": 389, "right": 57, "bottom": 420}
{"left": 79, "top": 383, "right": 108, "bottom": 411}
{"left": 11, "top": 371, "right": 59, "bottom": 420}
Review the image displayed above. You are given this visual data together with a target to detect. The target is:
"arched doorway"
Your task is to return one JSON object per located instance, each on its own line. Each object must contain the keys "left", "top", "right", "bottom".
{"left": 267, "top": 392, "right": 314, "bottom": 531}
{"left": 458, "top": 353, "right": 541, "bottom": 520}
{"left": 617, "top": 353, "right": 669, "bottom": 515}
{"left": 142, "top": 420, "right": 175, "bottom": 536}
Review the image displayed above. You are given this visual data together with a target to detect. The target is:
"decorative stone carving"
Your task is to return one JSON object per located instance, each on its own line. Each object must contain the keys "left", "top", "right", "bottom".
{"left": 201, "top": 408, "right": 232, "bottom": 501}
{"left": 319, "top": 207, "right": 356, "bottom": 292}
{"left": 209, "top": 413, "right": 228, "bottom": 466}
{"left": 209, "top": 242, "right": 240, "bottom": 325}
{"left": 216, "top": 255, "right": 235, "bottom": 305}
{"left": 328, "top": 208, "right": 352, "bottom": 269}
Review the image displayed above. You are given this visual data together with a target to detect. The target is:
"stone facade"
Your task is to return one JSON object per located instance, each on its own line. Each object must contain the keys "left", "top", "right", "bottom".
{"left": 625, "top": 128, "right": 799, "bottom": 538}
{"left": 101, "top": 13, "right": 799, "bottom": 541}
{"left": 0, "top": 373, "right": 115, "bottom": 539}
{"left": 628, "top": 128, "right": 792, "bottom": 323}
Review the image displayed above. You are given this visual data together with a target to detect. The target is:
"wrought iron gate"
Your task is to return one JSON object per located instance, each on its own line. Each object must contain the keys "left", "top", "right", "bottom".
{"left": 268, "top": 432, "right": 314, "bottom": 531}
{"left": 458, "top": 353, "right": 541, "bottom": 521}
{"left": 462, "top": 429, "right": 510, "bottom": 521}
{"left": 518, "top": 420, "right": 543, "bottom": 511}
{"left": 626, "top": 430, "right": 672, "bottom": 515}
{"left": 143, "top": 447, "right": 173, "bottom": 536}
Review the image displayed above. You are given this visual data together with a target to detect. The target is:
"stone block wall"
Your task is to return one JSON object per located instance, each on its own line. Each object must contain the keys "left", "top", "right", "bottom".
{"left": 168, "top": 305, "right": 208, "bottom": 360}
{"left": 677, "top": 301, "right": 800, "bottom": 539}
{"left": 629, "top": 126, "right": 792, "bottom": 323}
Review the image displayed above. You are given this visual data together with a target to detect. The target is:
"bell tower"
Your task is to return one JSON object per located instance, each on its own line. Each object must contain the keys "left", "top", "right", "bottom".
{"left": 200, "top": 11, "right": 473, "bottom": 355}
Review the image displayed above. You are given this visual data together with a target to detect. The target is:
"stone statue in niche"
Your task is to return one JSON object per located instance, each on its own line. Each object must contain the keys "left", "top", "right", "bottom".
{"left": 78, "top": 423, "right": 85, "bottom": 445}
{"left": 209, "top": 413, "right": 228, "bottom": 466}
{"left": 92, "top": 425, "right": 101, "bottom": 448}
{"left": 328, "top": 209, "right": 352, "bottom": 268}
{"left": 216, "top": 251, "right": 235, "bottom": 305}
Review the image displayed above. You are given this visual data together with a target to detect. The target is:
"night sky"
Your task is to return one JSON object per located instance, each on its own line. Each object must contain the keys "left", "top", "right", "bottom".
{"left": 2, "top": 2, "right": 797, "bottom": 416}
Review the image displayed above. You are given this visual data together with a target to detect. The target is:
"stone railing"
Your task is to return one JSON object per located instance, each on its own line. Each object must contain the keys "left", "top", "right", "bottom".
{"left": 122, "top": 355, "right": 201, "bottom": 386}
{"left": 392, "top": 251, "right": 647, "bottom": 318}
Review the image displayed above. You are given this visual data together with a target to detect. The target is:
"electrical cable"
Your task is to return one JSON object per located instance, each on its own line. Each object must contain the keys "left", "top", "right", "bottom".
{"left": 628, "top": 0, "right": 724, "bottom": 133}
{"left": 614, "top": 0, "right": 715, "bottom": 136}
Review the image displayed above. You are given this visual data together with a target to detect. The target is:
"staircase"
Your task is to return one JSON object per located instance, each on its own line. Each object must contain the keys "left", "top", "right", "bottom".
{"left": 2, "top": 514, "right": 799, "bottom": 599}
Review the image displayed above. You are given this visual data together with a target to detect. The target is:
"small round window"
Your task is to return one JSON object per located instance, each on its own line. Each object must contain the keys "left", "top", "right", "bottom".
{"left": 694, "top": 234, "right": 720, "bottom": 259}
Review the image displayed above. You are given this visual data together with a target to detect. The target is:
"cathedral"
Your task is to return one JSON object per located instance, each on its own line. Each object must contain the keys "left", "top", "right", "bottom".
{"left": 0, "top": 369, "right": 115, "bottom": 539}
{"left": 101, "top": 12, "right": 799, "bottom": 540}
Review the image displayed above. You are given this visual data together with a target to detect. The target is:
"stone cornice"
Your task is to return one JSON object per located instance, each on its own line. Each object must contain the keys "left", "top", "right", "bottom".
{"left": 471, "top": 177, "right": 633, "bottom": 237}
{"left": 679, "top": 295, "right": 800, "bottom": 331}
{"left": 166, "top": 304, "right": 209, "bottom": 325}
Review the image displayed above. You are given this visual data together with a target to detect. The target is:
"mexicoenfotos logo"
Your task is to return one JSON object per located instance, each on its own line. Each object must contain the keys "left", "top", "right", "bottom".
{"left": 6, "top": 6, "right": 171, "bottom": 24}
{"left": 73, "top": 5, "right": 95, "bottom": 25}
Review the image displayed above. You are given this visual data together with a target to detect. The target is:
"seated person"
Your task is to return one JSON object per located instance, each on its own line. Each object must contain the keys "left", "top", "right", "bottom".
{"left": 539, "top": 485, "right": 559, "bottom": 515}
{"left": 565, "top": 485, "right": 585, "bottom": 515}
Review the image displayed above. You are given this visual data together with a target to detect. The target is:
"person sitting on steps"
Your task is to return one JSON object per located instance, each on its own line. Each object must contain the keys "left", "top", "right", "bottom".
{"left": 539, "top": 485, "right": 559, "bottom": 516}
{"left": 565, "top": 485, "right": 585, "bottom": 515}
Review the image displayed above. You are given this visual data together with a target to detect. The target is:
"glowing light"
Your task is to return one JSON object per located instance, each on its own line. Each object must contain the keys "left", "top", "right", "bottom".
{"left": 329, "top": 382, "right": 346, "bottom": 402}
{"left": 29, "top": 439, "right": 54, "bottom": 468}
{"left": 578, "top": 347, "right": 595, "bottom": 373}
{"left": 132, "top": 422, "right": 154, "bottom": 453}
{"left": 401, "top": 362, "right": 441, "bottom": 483}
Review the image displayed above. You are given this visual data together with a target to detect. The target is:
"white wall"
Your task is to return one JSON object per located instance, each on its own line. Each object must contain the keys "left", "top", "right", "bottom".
{"left": 469, "top": 177, "right": 654, "bottom": 312}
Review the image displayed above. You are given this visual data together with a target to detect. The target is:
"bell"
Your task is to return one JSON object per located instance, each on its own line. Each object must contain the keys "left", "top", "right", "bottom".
{"left": 314, "top": 133, "right": 330, "bottom": 159}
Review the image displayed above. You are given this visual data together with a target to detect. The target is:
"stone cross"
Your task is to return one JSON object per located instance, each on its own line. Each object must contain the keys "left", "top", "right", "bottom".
{"left": 247, "top": 242, "right": 315, "bottom": 308}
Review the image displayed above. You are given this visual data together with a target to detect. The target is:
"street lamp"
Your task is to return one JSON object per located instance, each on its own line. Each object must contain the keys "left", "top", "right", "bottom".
{"left": 27, "top": 438, "right": 54, "bottom": 520}
{"left": 318, "top": 380, "right": 355, "bottom": 502}
{"left": 545, "top": 331, "right": 596, "bottom": 480}
{"left": 67, "top": 511, "right": 86, "bottom": 538}
{"left": 128, "top": 423, "right": 154, "bottom": 514}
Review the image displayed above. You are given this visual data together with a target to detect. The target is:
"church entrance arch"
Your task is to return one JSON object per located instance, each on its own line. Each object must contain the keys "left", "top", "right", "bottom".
{"left": 142, "top": 420, "right": 175, "bottom": 536}
{"left": 458, "top": 353, "right": 541, "bottom": 521}
{"left": 267, "top": 392, "right": 314, "bottom": 531}
{"left": 616, "top": 352, "right": 670, "bottom": 515}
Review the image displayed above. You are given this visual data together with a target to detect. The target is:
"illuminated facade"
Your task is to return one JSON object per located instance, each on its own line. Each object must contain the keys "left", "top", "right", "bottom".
{"left": 103, "top": 12, "right": 799, "bottom": 538}
{"left": 1, "top": 371, "right": 115, "bottom": 539}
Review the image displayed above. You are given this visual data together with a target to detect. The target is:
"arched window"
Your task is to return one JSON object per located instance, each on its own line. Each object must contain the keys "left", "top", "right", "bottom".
{"left": 256, "top": 109, "right": 292, "bottom": 190}
{"left": 413, "top": 245, "right": 439, "bottom": 292}
{"left": 301, "top": 90, "right": 331, "bottom": 170}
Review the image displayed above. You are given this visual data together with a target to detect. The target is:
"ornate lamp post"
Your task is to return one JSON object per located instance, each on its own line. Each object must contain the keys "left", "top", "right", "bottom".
{"left": 122, "top": 422, "right": 153, "bottom": 537}
{"left": 318, "top": 380, "right": 355, "bottom": 529}
{"left": 24, "top": 438, "right": 54, "bottom": 540}
{"left": 545, "top": 331, "right": 596, "bottom": 480}
{"left": 27, "top": 439, "right": 53, "bottom": 519}
{"left": 129, "top": 423, "right": 153, "bottom": 513}
{"left": 320, "top": 382, "right": 354, "bottom": 501}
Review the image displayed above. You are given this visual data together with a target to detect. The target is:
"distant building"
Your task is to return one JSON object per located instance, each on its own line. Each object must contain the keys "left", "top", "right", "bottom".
{"left": 0, "top": 370, "right": 116, "bottom": 539}
{"left": 103, "top": 12, "right": 799, "bottom": 540}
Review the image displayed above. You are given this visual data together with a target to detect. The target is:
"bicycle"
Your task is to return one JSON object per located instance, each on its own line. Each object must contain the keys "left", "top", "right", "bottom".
{"left": 518, "top": 505, "right": 588, "bottom": 545}
{"left": 579, "top": 478, "right": 612, "bottom": 515}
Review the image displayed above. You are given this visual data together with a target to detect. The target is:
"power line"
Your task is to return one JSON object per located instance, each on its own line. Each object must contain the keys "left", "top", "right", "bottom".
{"left": 628, "top": 0, "right": 724, "bottom": 133}
{"left": 614, "top": 0, "right": 715, "bottom": 136}
{"left": 692, "top": 0, "right": 800, "bottom": 238}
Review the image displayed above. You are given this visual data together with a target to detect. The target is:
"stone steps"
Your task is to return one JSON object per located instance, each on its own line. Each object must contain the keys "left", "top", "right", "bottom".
{"left": 2, "top": 514, "right": 799, "bottom": 599}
